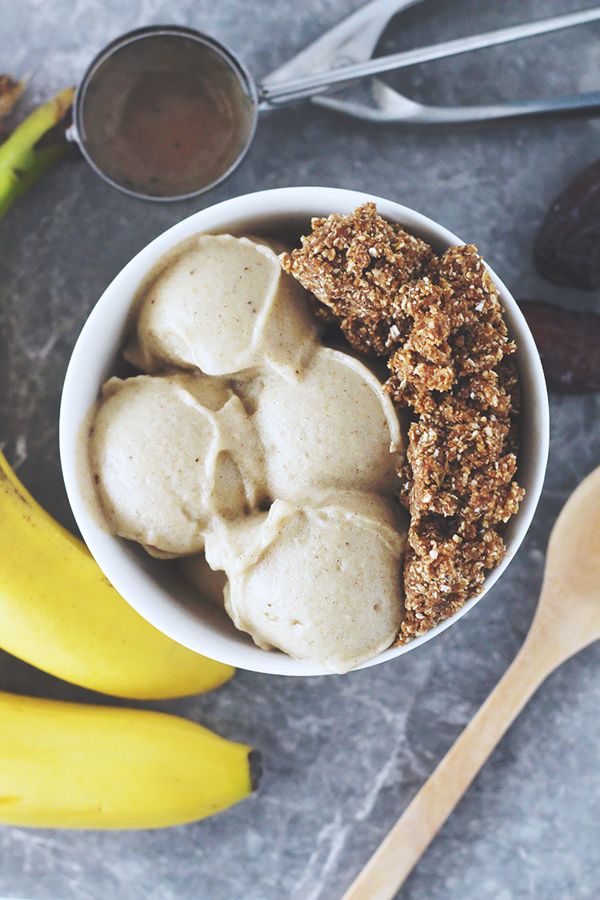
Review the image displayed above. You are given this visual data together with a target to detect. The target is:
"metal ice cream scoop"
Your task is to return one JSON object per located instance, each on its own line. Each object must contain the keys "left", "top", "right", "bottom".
{"left": 69, "top": 3, "right": 600, "bottom": 200}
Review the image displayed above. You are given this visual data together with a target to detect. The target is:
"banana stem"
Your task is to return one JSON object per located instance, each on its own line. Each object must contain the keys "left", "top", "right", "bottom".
{"left": 0, "top": 86, "right": 75, "bottom": 217}
{"left": 0, "top": 75, "right": 25, "bottom": 119}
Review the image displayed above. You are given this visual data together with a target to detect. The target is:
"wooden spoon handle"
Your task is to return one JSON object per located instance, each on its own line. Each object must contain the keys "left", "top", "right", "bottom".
{"left": 342, "top": 636, "right": 557, "bottom": 900}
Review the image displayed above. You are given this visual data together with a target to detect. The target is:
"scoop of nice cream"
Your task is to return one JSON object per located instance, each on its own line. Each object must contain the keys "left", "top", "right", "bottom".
{"left": 89, "top": 234, "right": 407, "bottom": 671}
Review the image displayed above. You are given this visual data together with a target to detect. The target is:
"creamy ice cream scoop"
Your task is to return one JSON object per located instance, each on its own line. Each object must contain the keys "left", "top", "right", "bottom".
{"left": 126, "top": 234, "right": 317, "bottom": 378}
{"left": 90, "top": 231, "right": 409, "bottom": 670}
{"left": 205, "top": 491, "right": 407, "bottom": 673}
{"left": 89, "top": 373, "right": 265, "bottom": 556}
{"left": 239, "top": 346, "right": 403, "bottom": 500}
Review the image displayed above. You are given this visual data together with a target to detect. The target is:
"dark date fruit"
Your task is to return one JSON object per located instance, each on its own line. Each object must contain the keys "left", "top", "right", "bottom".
{"left": 534, "top": 157, "right": 600, "bottom": 290}
{"left": 519, "top": 301, "right": 600, "bottom": 393}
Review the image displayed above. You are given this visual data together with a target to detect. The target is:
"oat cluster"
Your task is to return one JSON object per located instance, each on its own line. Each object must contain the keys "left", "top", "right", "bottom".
{"left": 281, "top": 202, "right": 434, "bottom": 356}
{"left": 281, "top": 203, "right": 525, "bottom": 642}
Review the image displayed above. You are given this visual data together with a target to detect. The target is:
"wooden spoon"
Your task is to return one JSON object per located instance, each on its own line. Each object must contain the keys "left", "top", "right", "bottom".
{"left": 343, "top": 465, "right": 600, "bottom": 900}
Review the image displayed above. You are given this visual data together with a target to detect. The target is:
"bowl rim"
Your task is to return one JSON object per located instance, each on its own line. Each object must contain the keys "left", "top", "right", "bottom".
{"left": 59, "top": 186, "right": 550, "bottom": 676}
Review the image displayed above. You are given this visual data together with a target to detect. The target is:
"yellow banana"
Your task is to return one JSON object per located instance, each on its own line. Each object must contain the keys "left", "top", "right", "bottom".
{"left": 0, "top": 690, "right": 259, "bottom": 828}
{"left": 0, "top": 449, "right": 233, "bottom": 698}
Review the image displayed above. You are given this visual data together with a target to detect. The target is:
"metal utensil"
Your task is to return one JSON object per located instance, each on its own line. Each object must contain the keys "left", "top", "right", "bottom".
{"left": 262, "top": 0, "right": 600, "bottom": 122}
{"left": 70, "top": 3, "right": 600, "bottom": 199}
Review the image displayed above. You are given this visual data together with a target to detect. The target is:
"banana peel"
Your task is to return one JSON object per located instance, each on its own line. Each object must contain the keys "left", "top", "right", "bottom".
{"left": 0, "top": 86, "right": 75, "bottom": 217}
{"left": 0, "top": 448, "right": 234, "bottom": 699}
{"left": 0, "top": 689, "right": 260, "bottom": 829}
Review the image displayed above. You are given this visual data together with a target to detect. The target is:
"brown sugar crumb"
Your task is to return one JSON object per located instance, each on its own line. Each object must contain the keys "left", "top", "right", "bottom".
{"left": 283, "top": 204, "right": 525, "bottom": 644}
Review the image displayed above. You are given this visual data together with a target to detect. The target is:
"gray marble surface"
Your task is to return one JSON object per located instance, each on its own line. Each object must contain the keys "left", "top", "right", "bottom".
{"left": 1, "top": 0, "right": 599, "bottom": 898}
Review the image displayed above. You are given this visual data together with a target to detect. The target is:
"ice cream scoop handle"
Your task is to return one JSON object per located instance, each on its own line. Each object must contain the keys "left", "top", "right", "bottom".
{"left": 259, "top": 7, "right": 600, "bottom": 107}
{"left": 342, "top": 632, "right": 559, "bottom": 900}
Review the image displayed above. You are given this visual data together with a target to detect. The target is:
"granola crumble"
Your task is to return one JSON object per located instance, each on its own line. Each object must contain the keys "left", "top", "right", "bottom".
{"left": 281, "top": 203, "right": 525, "bottom": 643}
{"left": 281, "top": 202, "right": 433, "bottom": 355}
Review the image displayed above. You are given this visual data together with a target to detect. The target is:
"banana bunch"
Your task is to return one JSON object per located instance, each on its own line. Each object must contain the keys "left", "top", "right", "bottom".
{"left": 0, "top": 449, "right": 258, "bottom": 829}
{"left": 0, "top": 84, "right": 259, "bottom": 829}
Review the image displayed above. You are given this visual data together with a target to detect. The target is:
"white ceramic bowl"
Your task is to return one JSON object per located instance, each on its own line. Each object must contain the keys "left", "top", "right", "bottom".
{"left": 60, "top": 187, "right": 549, "bottom": 676}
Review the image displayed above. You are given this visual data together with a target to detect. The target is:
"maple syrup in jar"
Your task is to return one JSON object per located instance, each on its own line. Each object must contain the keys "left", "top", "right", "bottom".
{"left": 77, "top": 29, "right": 257, "bottom": 199}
